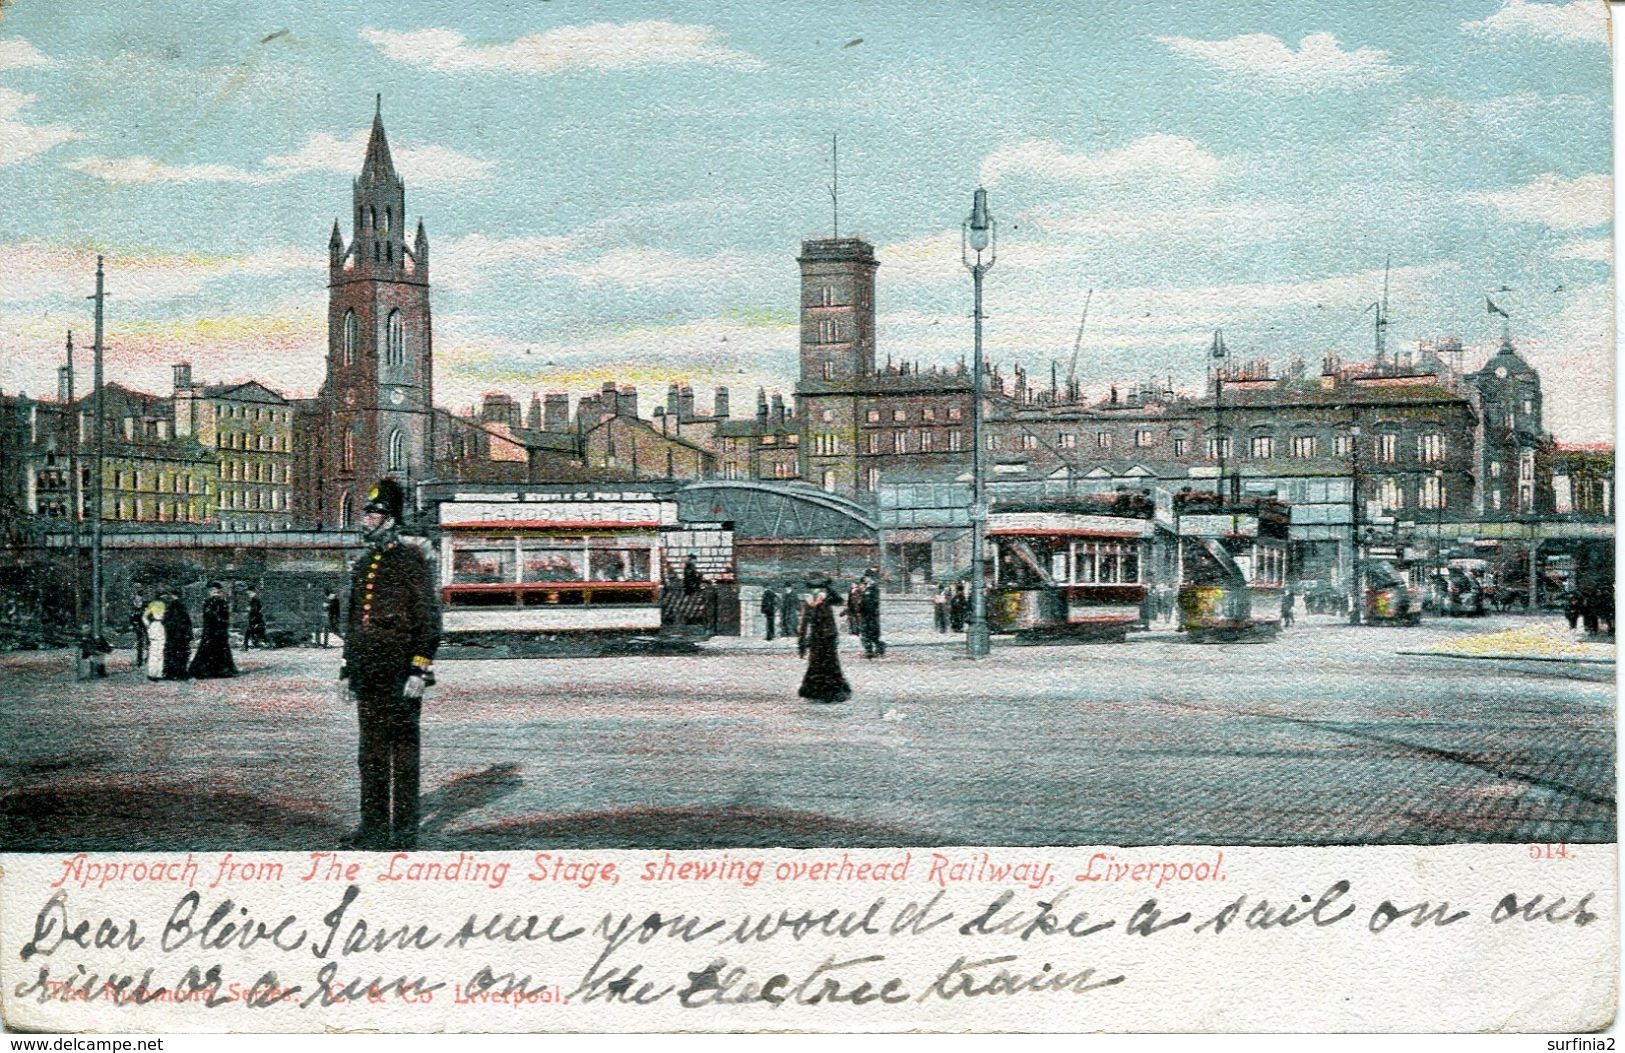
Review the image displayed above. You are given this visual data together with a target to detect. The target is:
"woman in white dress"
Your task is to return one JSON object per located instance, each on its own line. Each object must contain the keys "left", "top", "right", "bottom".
{"left": 143, "top": 598, "right": 166, "bottom": 681}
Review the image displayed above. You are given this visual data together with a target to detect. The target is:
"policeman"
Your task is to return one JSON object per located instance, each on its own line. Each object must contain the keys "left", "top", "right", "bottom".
{"left": 340, "top": 478, "right": 440, "bottom": 850}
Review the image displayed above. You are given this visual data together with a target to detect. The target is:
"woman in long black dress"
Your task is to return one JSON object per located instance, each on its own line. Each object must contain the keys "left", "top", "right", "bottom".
{"left": 797, "top": 577, "right": 850, "bottom": 704}
{"left": 189, "top": 582, "right": 237, "bottom": 679}
{"left": 161, "top": 591, "right": 193, "bottom": 680}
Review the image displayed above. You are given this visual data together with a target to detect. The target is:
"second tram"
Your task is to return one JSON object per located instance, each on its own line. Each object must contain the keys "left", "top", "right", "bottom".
{"left": 1175, "top": 491, "right": 1289, "bottom": 640}
{"left": 987, "top": 491, "right": 1156, "bottom": 642}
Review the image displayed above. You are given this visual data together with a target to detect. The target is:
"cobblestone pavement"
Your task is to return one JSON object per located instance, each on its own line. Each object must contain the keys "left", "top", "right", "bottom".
{"left": 0, "top": 609, "right": 1613, "bottom": 851}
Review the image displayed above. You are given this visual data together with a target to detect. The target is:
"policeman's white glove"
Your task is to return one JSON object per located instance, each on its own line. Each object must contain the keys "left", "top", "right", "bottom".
{"left": 403, "top": 674, "right": 426, "bottom": 700}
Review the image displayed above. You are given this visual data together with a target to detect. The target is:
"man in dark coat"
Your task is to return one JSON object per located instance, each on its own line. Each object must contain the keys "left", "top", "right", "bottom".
{"left": 860, "top": 571, "right": 885, "bottom": 658}
{"left": 949, "top": 582, "right": 967, "bottom": 632}
{"left": 190, "top": 581, "right": 237, "bottom": 679}
{"left": 323, "top": 589, "right": 341, "bottom": 646}
{"left": 798, "top": 575, "right": 850, "bottom": 704}
{"left": 683, "top": 554, "right": 703, "bottom": 595}
{"left": 129, "top": 595, "right": 149, "bottom": 666}
{"left": 161, "top": 590, "right": 192, "bottom": 680}
{"left": 341, "top": 478, "right": 441, "bottom": 851}
{"left": 780, "top": 583, "right": 801, "bottom": 637}
{"left": 243, "top": 587, "right": 268, "bottom": 648}
{"left": 760, "top": 586, "right": 779, "bottom": 641}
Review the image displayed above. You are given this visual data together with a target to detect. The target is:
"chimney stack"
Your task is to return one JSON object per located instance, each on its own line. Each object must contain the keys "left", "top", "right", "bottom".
{"left": 756, "top": 388, "right": 769, "bottom": 422}
{"left": 618, "top": 384, "right": 638, "bottom": 419}
{"left": 172, "top": 362, "right": 192, "bottom": 393}
{"left": 57, "top": 366, "right": 71, "bottom": 403}
{"left": 771, "top": 392, "right": 785, "bottom": 421}
{"left": 678, "top": 385, "right": 696, "bottom": 422}
{"left": 543, "top": 393, "right": 569, "bottom": 432}
{"left": 714, "top": 386, "right": 730, "bottom": 419}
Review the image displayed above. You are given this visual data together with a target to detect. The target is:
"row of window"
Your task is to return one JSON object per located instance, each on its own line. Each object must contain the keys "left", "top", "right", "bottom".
{"left": 217, "top": 404, "right": 288, "bottom": 424}
{"left": 861, "top": 430, "right": 966, "bottom": 454}
{"left": 109, "top": 469, "right": 207, "bottom": 494}
{"left": 862, "top": 406, "right": 964, "bottom": 424}
{"left": 340, "top": 310, "right": 408, "bottom": 367}
{"left": 221, "top": 460, "right": 290, "bottom": 484}
{"left": 1374, "top": 475, "right": 1449, "bottom": 511}
{"left": 217, "top": 431, "right": 290, "bottom": 452}
{"left": 220, "top": 489, "right": 286, "bottom": 511}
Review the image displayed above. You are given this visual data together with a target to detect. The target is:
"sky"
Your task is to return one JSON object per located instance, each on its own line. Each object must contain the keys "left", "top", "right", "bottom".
{"left": 0, "top": 0, "right": 1614, "bottom": 440}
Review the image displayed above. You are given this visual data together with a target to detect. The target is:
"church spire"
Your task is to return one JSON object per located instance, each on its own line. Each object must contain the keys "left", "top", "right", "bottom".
{"left": 360, "top": 94, "right": 397, "bottom": 185}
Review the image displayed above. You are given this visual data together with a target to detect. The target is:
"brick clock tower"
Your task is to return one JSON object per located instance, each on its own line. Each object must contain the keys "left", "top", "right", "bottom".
{"left": 795, "top": 237, "right": 877, "bottom": 494}
{"left": 314, "top": 99, "right": 433, "bottom": 528}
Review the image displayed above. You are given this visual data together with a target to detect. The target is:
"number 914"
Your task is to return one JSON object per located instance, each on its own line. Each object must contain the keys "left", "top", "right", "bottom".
{"left": 1528, "top": 843, "right": 1573, "bottom": 860}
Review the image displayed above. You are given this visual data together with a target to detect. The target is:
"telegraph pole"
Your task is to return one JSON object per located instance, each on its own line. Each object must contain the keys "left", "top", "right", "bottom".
{"left": 65, "top": 332, "right": 83, "bottom": 640}
{"left": 87, "top": 258, "right": 107, "bottom": 676}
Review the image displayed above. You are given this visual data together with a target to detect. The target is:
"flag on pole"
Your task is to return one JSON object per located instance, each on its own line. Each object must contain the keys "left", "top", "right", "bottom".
{"left": 1486, "top": 297, "right": 1509, "bottom": 318}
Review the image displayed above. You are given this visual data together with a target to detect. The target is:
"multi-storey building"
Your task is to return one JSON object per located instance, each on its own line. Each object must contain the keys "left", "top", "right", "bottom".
{"left": 172, "top": 364, "right": 294, "bottom": 530}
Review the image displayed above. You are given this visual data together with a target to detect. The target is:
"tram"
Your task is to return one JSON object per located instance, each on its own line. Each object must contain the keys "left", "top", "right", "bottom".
{"left": 986, "top": 491, "right": 1155, "bottom": 642}
{"left": 1175, "top": 491, "right": 1289, "bottom": 640}
{"left": 435, "top": 490, "right": 735, "bottom": 641}
{"left": 1361, "top": 559, "right": 1422, "bottom": 625}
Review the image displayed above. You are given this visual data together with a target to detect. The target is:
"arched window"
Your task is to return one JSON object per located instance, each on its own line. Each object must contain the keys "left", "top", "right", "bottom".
{"left": 386, "top": 310, "right": 404, "bottom": 367}
{"left": 369, "top": 206, "right": 377, "bottom": 230}
{"left": 343, "top": 310, "right": 358, "bottom": 365}
{"left": 383, "top": 207, "right": 392, "bottom": 236}
{"left": 342, "top": 430, "right": 355, "bottom": 472}
{"left": 339, "top": 491, "right": 352, "bottom": 530}
{"left": 388, "top": 429, "right": 405, "bottom": 471}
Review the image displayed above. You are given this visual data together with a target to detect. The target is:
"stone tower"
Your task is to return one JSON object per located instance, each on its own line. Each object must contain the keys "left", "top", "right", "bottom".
{"left": 318, "top": 97, "right": 433, "bottom": 528}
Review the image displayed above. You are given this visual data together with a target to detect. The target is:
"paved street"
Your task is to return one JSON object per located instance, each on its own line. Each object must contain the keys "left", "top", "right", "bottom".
{"left": 0, "top": 606, "right": 1614, "bottom": 851}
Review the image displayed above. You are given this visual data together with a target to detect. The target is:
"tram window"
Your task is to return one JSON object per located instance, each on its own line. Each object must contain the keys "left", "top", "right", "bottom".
{"left": 588, "top": 541, "right": 651, "bottom": 581}
{"left": 1050, "top": 550, "right": 1068, "bottom": 582}
{"left": 450, "top": 541, "right": 516, "bottom": 585}
{"left": 1122, "top": 551, "right": 1139, "bottom": 583}
{"left": 520, "top": 538, "right": 587, "bottom": 582}
{"left": 1098, "top": 552, "right": 1120, "bottom": 584}
{"left": 1075, "top": 549, "right": 1095, "bottom": 583}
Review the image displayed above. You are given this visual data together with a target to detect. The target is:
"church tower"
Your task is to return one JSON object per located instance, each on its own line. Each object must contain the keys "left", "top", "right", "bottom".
{"left": 317, "top": 97, "right": 433, "bottom": 528}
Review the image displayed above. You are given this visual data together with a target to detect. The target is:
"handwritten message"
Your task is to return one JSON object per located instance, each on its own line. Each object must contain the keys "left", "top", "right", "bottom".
{"left": 1, "top": 845, "right": 1614, "bottom": 1033}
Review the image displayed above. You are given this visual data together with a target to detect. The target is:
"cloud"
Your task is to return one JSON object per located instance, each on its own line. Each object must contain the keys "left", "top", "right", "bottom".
{"left": 0, "top": 88, "right": 82, "bottom": 166}
{"left": 434, "top": 314, "right": 795, "bottom": 414}
{"left": 0, "top": 242, "right": 319, "bottom": 304}
{"left": 263, "top": 130, "right": 495, "bottom": 186}
{"left": 67, "top": 130, "right": 493, "bottom": 187}
{"left": 981, "top": 134, "right": 1220, "bottom": 189}
{"left": 65, "top": 155, "right": 268, "bottom": 184}
{"left": 1, "top": 301, "right": 328, "bottom": 403}
{"left": 1550, "top": 236, "right": 1612, "bottom": 262}
{"left": 563, "top": 247, "right": 764, "bottom": 288}
{"left": 1461, "top": 0, "right": 1609, "bottom": 45}
{"left": 360, "top": 22, "right": 764, "bottom": 75}
{"left": 1154, "top": 32, "right": 1404, "bottom": 91}
{"left": 433, "top": 233, "right": 584, "bottom": 292}
{"left": 1464, "top": 172, "right": 1611, "bottom": 229}
{"left": 0, "top": 38, "right": 51, "bottom": 70}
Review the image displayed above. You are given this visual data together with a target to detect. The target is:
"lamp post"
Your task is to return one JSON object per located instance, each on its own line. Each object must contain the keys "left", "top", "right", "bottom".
{"left": 962, "top": 187, "right": 995, "bottom": 658}
{"left": 87, "top": 257, "right": 107, "bottom": 676}
{"left": 1347, "top": 422, "right": 1362, "bottom": 625}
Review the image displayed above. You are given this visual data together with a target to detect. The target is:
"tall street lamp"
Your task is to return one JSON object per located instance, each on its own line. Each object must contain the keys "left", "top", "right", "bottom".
{"left": 1347, "top": 422, "right": 1362, "bottom": 625}
{"left": 962, "top": 187, "right": 995, "bottom": 659}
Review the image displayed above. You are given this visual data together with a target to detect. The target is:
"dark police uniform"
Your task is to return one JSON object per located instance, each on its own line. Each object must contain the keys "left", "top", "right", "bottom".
{"left": 341, "top": 480, "right": 440, "bottom": 850}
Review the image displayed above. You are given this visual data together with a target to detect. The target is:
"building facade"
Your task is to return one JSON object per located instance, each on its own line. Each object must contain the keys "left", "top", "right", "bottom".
{"left": 172, "top": 365, "right": 294, "bottom": 530}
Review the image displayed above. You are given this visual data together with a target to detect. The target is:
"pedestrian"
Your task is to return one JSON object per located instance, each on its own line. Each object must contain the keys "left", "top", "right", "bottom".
{"left": 1564, "top": 586, "right": 1581, "bottom": 630}
{"left": 950, "top": 581, "right": 967, "bottom": 632}
{"left": 797, "top": 575, "right": 851, "bottom": 704}
{"left": 859, "top": 569, "right": 885, "bottom": 658}
{"left": 683, "top": 554, "right": 702, "bottom": 595}
{"left": 846, "top": 578, "right": 864, "bottom": 635}
{"left": 780, "top": 583, "right": 801, "bottom": 637}
{"left": 760, "top": 585, "right": 779, "bottom": 641}
{"left": 142, "top": 595, "right": 166, "bottom": 681}
{"left": 933, "top": 584, "right": 949, "bottom": 633}
{"left": 340, "top": 478, "right": 441, "bottom": 851}
{"left": 242, "top": 586, "right": 268, "bottom": 649}
{"left": 129, "top": 595, "right": 148, "bottom": 667}
{"left": 1280, "top": 588, "right": 1295, "bottom": 628}
{"left": 190, "top": 581, "right": 238, "bottom": 679}
{"left": 160, "top": 590, "right": 192, "bottom": 680}
{"left": 324, "top": 588, "right": 341, "bottom": 647}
